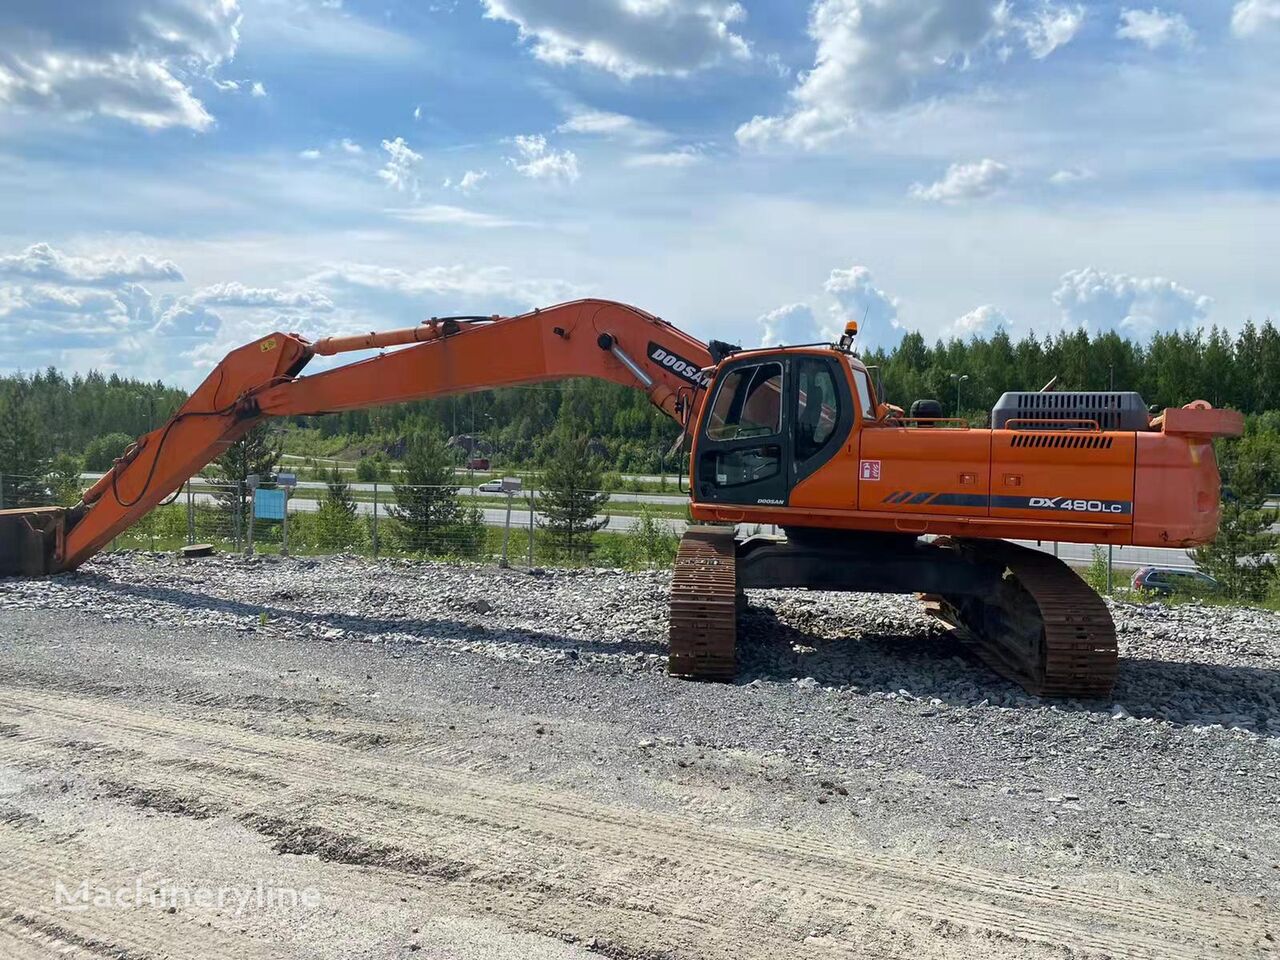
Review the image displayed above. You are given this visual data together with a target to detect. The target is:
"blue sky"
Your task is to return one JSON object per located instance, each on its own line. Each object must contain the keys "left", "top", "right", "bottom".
{"left": 1, "top": 0, "right": 1277, "bottom": 385}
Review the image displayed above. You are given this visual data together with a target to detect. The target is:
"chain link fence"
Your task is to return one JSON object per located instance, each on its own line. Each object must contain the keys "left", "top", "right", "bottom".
{"left": 0, "top": 473, "right": 685, "bottom": 569}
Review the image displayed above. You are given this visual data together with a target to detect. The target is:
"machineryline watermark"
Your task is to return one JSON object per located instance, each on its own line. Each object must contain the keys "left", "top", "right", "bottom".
{"left": 54, "top": 878, "right": 321, "bottom": 916}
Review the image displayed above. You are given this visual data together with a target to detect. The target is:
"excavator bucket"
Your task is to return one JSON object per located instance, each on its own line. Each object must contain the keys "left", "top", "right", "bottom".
{"left": 0, "top": 507, "right": 66, "bottom": 577}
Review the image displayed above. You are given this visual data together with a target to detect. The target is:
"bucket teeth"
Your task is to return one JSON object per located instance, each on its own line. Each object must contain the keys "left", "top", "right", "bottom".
{"left": 922, "top": 539, "right": 1118, "bottom": 699}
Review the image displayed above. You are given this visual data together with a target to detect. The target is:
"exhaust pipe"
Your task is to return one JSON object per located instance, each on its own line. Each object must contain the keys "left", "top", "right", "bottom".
{"left": 0, "top": 507, "right": 66, "bottom": 577}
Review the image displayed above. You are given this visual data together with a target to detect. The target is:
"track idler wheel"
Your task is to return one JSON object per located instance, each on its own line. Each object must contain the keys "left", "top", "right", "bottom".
{"left": 922, "top": 539, "right": 1118, "bottom": 699}
{"left": 668, "top": 526, "right": 738, "bottom": 681}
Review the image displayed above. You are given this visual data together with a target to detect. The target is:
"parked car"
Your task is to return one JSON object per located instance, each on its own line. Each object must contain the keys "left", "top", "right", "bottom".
{"left": 1131, "top": 566, "right": 1225, "bottom": 598}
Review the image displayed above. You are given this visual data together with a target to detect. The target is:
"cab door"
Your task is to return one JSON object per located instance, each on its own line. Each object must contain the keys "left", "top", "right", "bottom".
{"left": 786, "top": 354, "right": 858, "bottom": 510}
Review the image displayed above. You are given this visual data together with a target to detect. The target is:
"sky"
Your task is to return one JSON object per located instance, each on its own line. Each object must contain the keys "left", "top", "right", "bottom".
{"left": 0, "top": 0, "right": 1277, "bottom": 386}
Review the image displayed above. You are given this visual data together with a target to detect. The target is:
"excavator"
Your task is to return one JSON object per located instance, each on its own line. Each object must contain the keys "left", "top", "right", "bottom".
{"left": 0, "top": 299, "right": 1243, "bottom": 699}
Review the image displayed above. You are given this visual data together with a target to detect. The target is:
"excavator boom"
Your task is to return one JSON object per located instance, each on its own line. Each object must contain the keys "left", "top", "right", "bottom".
{"left": 1, "top": 299, "right": 711, "bottom": 575}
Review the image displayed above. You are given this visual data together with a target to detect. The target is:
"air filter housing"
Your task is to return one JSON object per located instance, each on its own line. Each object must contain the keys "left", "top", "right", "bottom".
{"left": 991, "top": 391, "right": 1150, "bottom": 431}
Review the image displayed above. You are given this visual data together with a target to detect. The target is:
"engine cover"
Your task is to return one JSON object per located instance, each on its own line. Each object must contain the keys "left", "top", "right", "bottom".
{"left": 991, "top": 391, "right": 1150, "bottom": 431}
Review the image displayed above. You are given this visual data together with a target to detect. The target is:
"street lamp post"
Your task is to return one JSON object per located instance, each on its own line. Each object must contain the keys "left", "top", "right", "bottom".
{"left": 950, "top": 374, "right": 970, "bottom": 419}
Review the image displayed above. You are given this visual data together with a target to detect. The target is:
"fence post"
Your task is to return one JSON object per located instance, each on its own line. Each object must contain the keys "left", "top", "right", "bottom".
{"left": 500, "top": 491, "right": 513, "bottom": 568}
{"left": 186, "top": 481, "right": 195, "bottom": 545}
{"left": 372, "top": 481, "right": 380, "bottom": 559}
{"left": 281, "top": 491, "right": 291, "bottom": 558}
{"left": 528, "top": 485, "right": 536, "bottom": 566}
{"left": 233, "top": 480, "right": 243, "bottom": 552}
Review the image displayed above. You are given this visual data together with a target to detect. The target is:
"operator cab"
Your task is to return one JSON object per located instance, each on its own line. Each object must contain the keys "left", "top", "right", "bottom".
{"left": 691, "top": 341, "right": 873, "bottom": 508}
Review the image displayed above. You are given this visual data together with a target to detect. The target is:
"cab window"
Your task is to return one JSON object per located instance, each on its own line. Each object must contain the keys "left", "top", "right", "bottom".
{"left": 852, "top": 367, "right": 876, "bottom": 421}
{"left": 794, "top": 358, "right": 840, "bottom": 464}
{"left": 706, "top": 362, "right": 783, "bottom": 441}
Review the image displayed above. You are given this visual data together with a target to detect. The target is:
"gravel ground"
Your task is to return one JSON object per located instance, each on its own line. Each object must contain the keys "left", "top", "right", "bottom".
{"left": 1, "top": 551, "right": 1278, "bottom": 958}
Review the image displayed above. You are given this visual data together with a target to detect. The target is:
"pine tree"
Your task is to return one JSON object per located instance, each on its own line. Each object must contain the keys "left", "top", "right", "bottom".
{"left": 207, "top": 422, "right": 282, "bottom": 523}
{"left": 0, "top": 385, "right": 52, "bottom": 507}
{"left": 1192, "top": 437, "right": 1279, "bottom": 600}
{"left": 315, "top": 466, "right": 362, "bottom": 550}
{"left": 390, "top": 427, "right": 464, "bottom": 554}
{"left": 539, "top": 424, "right": 609, "bottom": 563}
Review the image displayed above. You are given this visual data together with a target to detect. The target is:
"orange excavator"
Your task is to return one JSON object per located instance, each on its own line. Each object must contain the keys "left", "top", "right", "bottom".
{"left": 0, "top": 299, "right": 1243, "bottom": 698}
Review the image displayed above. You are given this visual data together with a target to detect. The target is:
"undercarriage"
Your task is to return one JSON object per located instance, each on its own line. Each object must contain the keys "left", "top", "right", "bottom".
{"left": 668, "top": 526, "right": 1118, "bottom": 699}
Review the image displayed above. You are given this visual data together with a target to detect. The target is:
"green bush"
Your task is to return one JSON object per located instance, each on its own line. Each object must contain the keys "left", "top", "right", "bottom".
{"left": 83, "top": 433, "right": 136, "bottom": 471}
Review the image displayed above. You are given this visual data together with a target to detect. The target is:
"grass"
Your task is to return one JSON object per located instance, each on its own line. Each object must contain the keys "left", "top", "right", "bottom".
{"left": 105, "top": 503, "right": 677, "bottom": 571}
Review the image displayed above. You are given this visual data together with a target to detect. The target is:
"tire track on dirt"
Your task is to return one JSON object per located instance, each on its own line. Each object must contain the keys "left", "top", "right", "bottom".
{"left": 0, "top": 824, "right": 287, "bottom": 960}
{"left": 0, "top": 683, "right": 1269, "bottom": 960}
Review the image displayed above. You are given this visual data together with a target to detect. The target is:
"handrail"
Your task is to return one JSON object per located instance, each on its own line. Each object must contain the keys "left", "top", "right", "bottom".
{"left": 887, "top": 417, "right": 971, "bottom": 429}
{"left": 1003, "top": 418, "right": 1102, "bottom": 432}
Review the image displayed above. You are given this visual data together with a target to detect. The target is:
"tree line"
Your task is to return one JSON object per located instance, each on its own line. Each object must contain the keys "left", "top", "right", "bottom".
{"left": 3, "top": 321, "right": 1279, "bottom": 594}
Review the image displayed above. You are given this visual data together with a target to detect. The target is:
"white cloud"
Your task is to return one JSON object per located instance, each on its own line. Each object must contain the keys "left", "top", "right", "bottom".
{"left": 443, "top": 170, "right": 489, "bottom": 194}
{"left": 625, "top": 146, "right": 705, "bottom": 168}
{"left": 0, "top": 284, "right": 139, "bottom": 334}
{"left": 1117, "top": 8, "right": 1195, "bottom": 49}
{"left": 758, "top": 303, "right": 818, "bottom": 346}
{"left": 736, "top": 0, "right": 1003, "bottom": 149}
{"left": 250, "top": 80, "right": 267, "bottom": 97}
{"left": 736, "top": 1, "right": 1086, "bottom": 150}
{"left": 378, "top": 136, "right": 424, "bottom": 195}
{"left": 910, "top": 159, "right": 1012, "bottom": 203}
{"left": 151, "top": 298, "right": 222, "bottom": 338}
{"left": 480, "top": 0, "right": 750, "bottom": 79}
{"left": 1049, "top": 167, "right": 1095, "bottom": 185}
{"left": 952, "top": 304, "right": 1010, "bottom": 337}
{"left": 506, "top": 134, "right": 580, "bottom": 183}
{"left": 1052, "top": 267, "right": 1212, "bottom": 338}
{"left": 0, "top": 0, "right": 242, "bottom": 131}
{"left": 0, "top": 243, "right": 183, "bottom": 286}
{"left": 301, "top": 138, "right": 364, "bottom": 161}
{"left": 306, "top": 262, "right": 581, "bottom": 325}
{"left": 825, "top": 265, "right": 904, "bottom": 352}
{"left": 390, "top": 204, "right": 526, "bottom": 228}
{"left": 557, "top": 108, "right": 665, "bottom": 145}
{"left": 757, "top": 265, "right": 906, "bottom": 352}
{"left": 190, "top": 282, "right": 333, "bottom": 311}
{"left": 1020, "top": 4, "right": 1085, "bottom": 59}
{"left": 1232, "top": 0, "right": 1280, "bottom": 36}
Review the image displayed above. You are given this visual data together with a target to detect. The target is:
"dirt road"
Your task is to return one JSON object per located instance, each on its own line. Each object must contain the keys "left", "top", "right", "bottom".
{"left": 1, "top": 558, "right": 1277, "bottom": 958}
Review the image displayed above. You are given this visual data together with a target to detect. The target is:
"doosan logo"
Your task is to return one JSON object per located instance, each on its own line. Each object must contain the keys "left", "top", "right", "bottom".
{"left": 647, "top": 343, "right": 711, "bottom": 388}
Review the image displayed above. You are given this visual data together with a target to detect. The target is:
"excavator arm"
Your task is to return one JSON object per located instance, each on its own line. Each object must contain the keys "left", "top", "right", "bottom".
{"left": 0, "top": 299, "right": 714, "bottom": 575}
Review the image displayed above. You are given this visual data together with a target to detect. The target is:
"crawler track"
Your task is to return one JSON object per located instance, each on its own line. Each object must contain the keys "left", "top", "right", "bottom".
{"left": 668, "top": 526, "right": 738, "bottom": 680}
{"left": 923, "top": 539, "right": 1119, "bottom": 699}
